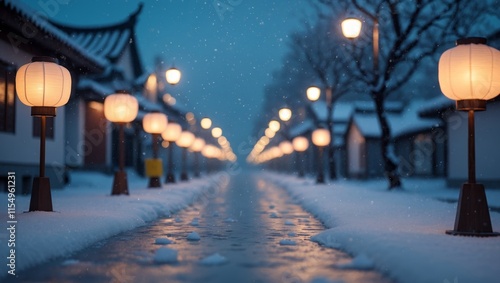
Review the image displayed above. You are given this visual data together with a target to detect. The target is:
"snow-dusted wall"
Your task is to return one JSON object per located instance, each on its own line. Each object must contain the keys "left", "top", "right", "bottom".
{"left": 347, "top": 123, "right": 366, "bottom": 177}
{"left": 447, "top": 101, "right": 500, "bottom": 186}
{"left": 0, "top": 41, "right": 66, "bottom": 168}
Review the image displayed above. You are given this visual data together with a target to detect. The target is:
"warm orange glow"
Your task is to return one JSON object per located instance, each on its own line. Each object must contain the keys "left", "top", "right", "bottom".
{"left": 104, "top": 92, "right": 138, "bottom": 123}
{"left": 16, "top": 57, "right": 72, "bottom": 108}
{"left": 306, "top": 86, "right": 321, "bottom": 102}
{"left": 341, "top": 18, "right": 362, "bottom": 39}
{"left": 212, "top": 127, "right": 222, "bottom": 138}
{"left": 312, "top": 128, "right": 330, "bottom": 147}
{"left": 143, "top": 112, "right": 168, "bottom": 134}
{"left": 279, "top": 107, "right": 292, "bottom": 122}
{"left": 162, "top": 122, "right": 182, "bottom": 142}
{"left": 165, "top": 67, "right": 181, "bottom": 85}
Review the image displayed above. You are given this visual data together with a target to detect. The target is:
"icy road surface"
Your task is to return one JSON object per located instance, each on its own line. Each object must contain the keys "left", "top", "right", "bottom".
{"left": 13, "top": 173, "right": 390, "bottom": 283}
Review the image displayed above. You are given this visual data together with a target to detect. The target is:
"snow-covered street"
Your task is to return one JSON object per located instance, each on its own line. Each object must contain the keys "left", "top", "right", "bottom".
{"left": 5, "top": 172, "right": 389, "bottom": 283}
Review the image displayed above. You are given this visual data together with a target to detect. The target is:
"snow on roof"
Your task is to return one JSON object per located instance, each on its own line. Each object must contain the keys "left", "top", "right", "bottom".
{"left": 77, "top": 78, "right": 113, "bottom": 98}
{"left": 417, "top": 95, "right": 454, "bottom": 117}
{"left": 49, "top": 4, "right": 143, "bottom": 63}
{"left": 352, "top": 100, "right": 443, "bottom": 139}
{"left": 3, "top": 0, "right": 108, "bottom": 68}
{"left": 310, "top": 101, "right": 354, "bottom": 122}
{"left": 289, "top": 119, "right": 315, "bottom": 138}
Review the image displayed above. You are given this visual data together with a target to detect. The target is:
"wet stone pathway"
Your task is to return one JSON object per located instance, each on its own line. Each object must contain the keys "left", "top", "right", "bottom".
{"left": 13, "top": 173, "right": 391, "bottom": 283}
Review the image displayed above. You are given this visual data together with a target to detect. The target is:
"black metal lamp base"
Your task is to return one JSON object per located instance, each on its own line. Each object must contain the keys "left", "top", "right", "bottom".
{"left": 316, "top": 174, "right": 325, "bottom": 184}
{"left": 446, "top": 183, "right": 499, "bottom": 237}
{"left": 29, "top": 177, "right": 53, "bottom": 212}
{"left": 111, "top": 171, "right": 129, "bottom": 195}
{"left": 180, "top": 172, "right": 189, "bottom": 181}
{"left": 148, "top": 177, "right": 162, "bottom": 188}
{"left": 165, "top": 173, "right": 176, "bottom": 183}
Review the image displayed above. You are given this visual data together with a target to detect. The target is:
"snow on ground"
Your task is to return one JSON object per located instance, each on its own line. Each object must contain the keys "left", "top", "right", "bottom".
{"left": 199, "top": 253, "right": 228, "bottom": 266}
{"left": 264, "top": 173, "right": 500, "bottom": 283}
{"left": 0, "top": 170, "right": 226, "bottom": 276}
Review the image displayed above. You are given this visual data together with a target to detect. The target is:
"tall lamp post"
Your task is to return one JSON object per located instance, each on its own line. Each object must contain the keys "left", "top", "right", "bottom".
{"left": 190, "top": 137, "right": 206, "bottom": 177}
{"left": 176, "top": 131, "right": 195, "bottom": 181}
{"left": 312, "top": 128, "right": 331, "bottom": 184}
{"left": 292, "top": 136, "right": 309, "bottom": 177}
{"left": 162, "top": 122, "right": 182, "bottom": 183}
{"left": 307, "top": 86, "right": 336, "bottom": 180}
{"left": 15, "top": 57, "right": 71, "bottom": 211}
{"left": 438, "top": 37, "right": 500, "bottom": 237}
{"left": 104, "top": 91, "right": 139, "bottom": 195}
{"left": 142, "top": 112, "right": 168, "bottom": 188}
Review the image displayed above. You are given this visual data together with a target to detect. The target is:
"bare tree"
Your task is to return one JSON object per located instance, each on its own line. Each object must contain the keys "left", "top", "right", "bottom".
{"left": 314, "top": 0, "right": 499, "bottom": 189}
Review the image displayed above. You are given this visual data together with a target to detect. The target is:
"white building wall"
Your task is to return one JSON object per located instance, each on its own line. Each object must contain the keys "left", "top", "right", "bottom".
{"left": 347, "top": 123, "right": 365, "bottom": 177}
{"left": 0, "top": 40, "right": 66, "bottom": 167}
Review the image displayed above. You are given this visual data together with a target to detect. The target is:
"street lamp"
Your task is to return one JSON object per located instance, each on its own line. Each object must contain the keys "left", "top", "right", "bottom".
{"left": 200, "top": 117, "right": 212, "bottom": 129}
{"left": 341, "top": 18, "right": 362, "bottom": 39}
{"left": 15, "top": 56, "right": 71, "bottom": 211}
{"left": 142, "top": 112, "right": 168, "bottom": 188}
{"left": 211, "top": 127, "right": 222, "bottom": 139}
{"left": 306, "top": 86, "right": 321, "bottom": 102}
{"left": 438, "top": 37, "right": 500, "bottom": 237}
{"left": 104, "top": 90, "right": 139, "bottom": 195}
{"left": 342, "top": 16, "right": 379, "bottom": 72}
{"left": 312, "top": 128, "right": 331, "bottom": 184}
{"left": 190, "top": 137, "right": 206, "bottom": 177}
{"left": 268, "top": 120, "right": 280, "bottom": 132}
{"left": 293, "top": 136, "right": 309, "bottom": 177}
{"left": 306, "top": 86, "right": 336, "bottom": 180}
{"left": 165, "top": 67, "right": 181, "bottom": 85}
{"left": 279, "top": 107, "right": 292, "bottom": 122}
{"left": 176, "top": 131, "right": 195, "bottom": 181}
{"left": 161, "top": 122, "right": 182, "bottom": 183}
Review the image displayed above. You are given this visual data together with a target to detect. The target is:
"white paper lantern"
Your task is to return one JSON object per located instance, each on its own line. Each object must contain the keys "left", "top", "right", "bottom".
{"left": 176, "top": 131, "right": 195, "bottom": 148}
{"left": 341, "top": 18, "right": 362, "bottom": 39}
{"left": 162, "top": 122, "right": 182, "bottom": 142}
{"left": 306, "top": 86, "right": 321, "bottom": 102}
{"left": 143, "top": 112, "right": 168, "bottom": 134}
{"left": 16, "top": 57, "right": 71, "bottom": 114}
{"left": 292, "top": 136, "right": 309, "bottom": 152}
{"left": 165, "top": 67, "right": 181, "bottom": 85}
{"left": 312, "top": 128, "right": 331, "bottom": 147}
{"left": 104, "top": 91, "right": 138, "bottom": 123}
{"left": 439, "top": 38, "right": 500, "bottom": 104}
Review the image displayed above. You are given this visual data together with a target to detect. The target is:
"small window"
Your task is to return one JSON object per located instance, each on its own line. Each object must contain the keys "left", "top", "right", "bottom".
{"left": 33, "top": 117, "right": 55, "bottom": 139}
{"left": 0, "top": 64, "right": 16, "bottom": 133}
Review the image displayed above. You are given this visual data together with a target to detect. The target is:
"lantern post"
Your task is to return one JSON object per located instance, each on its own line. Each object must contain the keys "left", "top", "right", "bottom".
{"left": 104, "top": 91, "right": 138, "bottom": 195}
{"left": 162, "top": 122, "right": 182, "bottom": 183}
{"left": 15, "top": 57, "right": 72, "bottom": 211}
{"left": 142, "top": 112, "right": 168, "bottom": 188}
{"left": 438, "top": 37, "right": 500, "bottom": 236}
{"left": 176, "top": 131, "right": 195, "bottom": 181}
{"left": 293, "top": 136, "right": 309, "bottom": 177}
{"left": 312, "top": 128, "right": 331, "bottom": 184}
{"left": 306, "top": 86, "right": 336, "bottom": 180}
{"left": 190, "top": 137, "right": 206, "bottom": 177}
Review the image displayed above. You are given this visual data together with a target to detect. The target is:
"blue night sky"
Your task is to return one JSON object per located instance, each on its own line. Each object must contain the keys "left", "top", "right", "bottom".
{"left": 21, "top": 0, "right": 314, "bottom": 160}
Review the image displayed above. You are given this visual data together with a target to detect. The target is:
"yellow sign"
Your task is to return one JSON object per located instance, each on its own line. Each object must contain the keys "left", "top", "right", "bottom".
{"left": 145, "top": 159, "right": 162, "bottom": 177}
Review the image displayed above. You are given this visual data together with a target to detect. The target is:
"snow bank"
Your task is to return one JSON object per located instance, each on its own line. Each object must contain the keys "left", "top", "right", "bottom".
{"left": 264, "top": 173, "right": 500, "bottom": 283}
{"left": 0, "top": 170, "right": 226, "bottom": 276}
{"left": 153, "top": 247, "right": 178, "bottom": 264}
{"left": 186, "top": 231, "right": 201, "bottom": 241}
{"left": 199, "top": 253, "right": 228, "bottom": 266}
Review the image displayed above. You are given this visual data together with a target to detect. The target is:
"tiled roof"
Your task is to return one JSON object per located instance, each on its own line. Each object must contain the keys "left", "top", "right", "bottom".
{"left": 1, "top": 0, "right": 107, "bottom": 71}
{"left": 49, "top": 3, "right": 144, "bottom": 77}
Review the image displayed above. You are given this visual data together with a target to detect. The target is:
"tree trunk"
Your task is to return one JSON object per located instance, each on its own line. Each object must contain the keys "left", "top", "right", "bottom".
{"left": 374, "top": 96, "right": 402, "bottom": 190}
